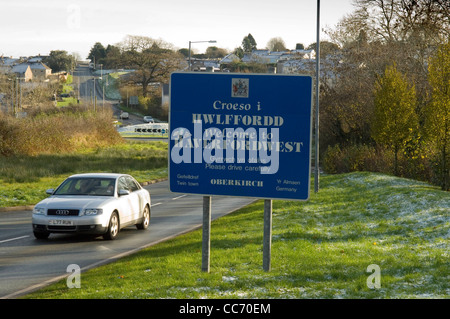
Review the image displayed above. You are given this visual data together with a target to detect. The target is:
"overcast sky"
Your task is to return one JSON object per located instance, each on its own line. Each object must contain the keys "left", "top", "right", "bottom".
{"left": 1, "top": 0, "right": 355, "bottom": 59}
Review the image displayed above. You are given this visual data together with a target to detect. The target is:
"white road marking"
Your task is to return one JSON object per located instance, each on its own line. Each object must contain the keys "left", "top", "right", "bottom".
{"left": 0, "top": 235, "right": 30, "bottom": 244}
{"left": 172, "top": 194, "right": 187, "bottom": 200}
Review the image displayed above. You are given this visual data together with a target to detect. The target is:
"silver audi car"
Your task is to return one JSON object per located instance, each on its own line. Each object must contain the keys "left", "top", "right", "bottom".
{"left": 32, "top": 173, "right": 151, "bottom": 240}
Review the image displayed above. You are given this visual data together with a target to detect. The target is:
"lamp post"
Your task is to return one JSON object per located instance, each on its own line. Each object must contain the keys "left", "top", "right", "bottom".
{"left": 188, "top": 40, "right": 217, "bottom": 71}
{"left": 314, "top": 0, "right": 320, "bottom": 193}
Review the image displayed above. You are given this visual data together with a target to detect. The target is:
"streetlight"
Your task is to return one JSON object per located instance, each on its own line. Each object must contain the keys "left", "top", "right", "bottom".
{"left": 189, "top": 40, "right": 217, "bottom": 71}
{"left": 315, "top": 0, "right": 320, "bottom": 193}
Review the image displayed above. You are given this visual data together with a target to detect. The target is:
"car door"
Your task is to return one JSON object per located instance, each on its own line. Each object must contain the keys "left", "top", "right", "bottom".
{"left": 117, "top": 176, "right": 139, "bottom": 226}
{"left": 125, "top": 176, "right": 142, "bottom": 223}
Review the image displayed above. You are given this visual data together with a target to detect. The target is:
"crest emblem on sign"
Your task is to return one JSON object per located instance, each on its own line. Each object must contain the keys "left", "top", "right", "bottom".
{"left": 231, "top": 78, "right": 249, "bottom": 98}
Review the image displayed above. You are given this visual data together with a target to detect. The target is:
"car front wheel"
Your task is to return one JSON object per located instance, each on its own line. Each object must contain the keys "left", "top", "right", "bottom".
{"left": 136, "top": 205, "right": 150, "bottom": 230}
{"left": 103, "top": 212, "right": 119, "bottom": 240}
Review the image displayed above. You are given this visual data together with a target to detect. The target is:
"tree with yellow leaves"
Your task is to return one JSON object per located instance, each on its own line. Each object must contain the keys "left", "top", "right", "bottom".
{"left": 425, "top": 43, "right": 450, "bottom": 191}
{"left": 371, "top": 63, "right": 418, "bottom": 175}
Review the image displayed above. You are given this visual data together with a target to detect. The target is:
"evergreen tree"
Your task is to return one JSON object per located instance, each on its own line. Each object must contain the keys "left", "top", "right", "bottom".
{"left": 242, "top": 34, "right": 257, "bottom": 52}
{"left": 87, "top": 42, "right": 107, "bottom": 64}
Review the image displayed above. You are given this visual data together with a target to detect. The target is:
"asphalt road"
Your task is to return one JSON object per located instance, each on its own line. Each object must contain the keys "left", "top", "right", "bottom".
{"left": 0, "top": 180, "right": 255, "bottom": 298}
{"left": 73, "top": 64, "right": 119, "bottom": 113}
{"left": 72, "top": 64, "right": 145, "bottom": 125}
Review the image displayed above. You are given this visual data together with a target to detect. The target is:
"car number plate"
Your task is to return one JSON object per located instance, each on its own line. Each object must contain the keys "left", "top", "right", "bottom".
{"left": 49, "top": 220, "right": 73, "bottom": 226}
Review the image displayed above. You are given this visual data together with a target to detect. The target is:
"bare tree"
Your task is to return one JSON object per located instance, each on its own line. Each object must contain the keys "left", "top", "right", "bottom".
{"left": 118, "top": 35, "right": 185, "bottom": 97}
{"left": 352, "top": 0, "right": 449, "bottom": 43}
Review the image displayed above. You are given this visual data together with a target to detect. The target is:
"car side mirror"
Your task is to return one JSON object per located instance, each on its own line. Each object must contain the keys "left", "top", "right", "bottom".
{"left": 118, "top": 189, "right": 130, "bottom": 196}
{"left": 46, "top": 189, "right": 54, "bottom": 195}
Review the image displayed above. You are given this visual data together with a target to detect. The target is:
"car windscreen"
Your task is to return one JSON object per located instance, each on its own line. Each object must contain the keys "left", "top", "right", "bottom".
{"left": 54, "top": 178, "right": 116, "bottom": 196}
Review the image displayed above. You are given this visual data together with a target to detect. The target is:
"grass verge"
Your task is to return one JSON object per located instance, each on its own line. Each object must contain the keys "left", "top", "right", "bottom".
{"left": 0, "top": 141, "right": 168, "bottom": 207}
{"left": 24, "top": 172, "right": 449, "bottom": 299}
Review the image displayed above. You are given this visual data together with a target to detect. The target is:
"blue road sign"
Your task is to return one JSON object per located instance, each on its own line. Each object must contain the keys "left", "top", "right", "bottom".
{"left": 169, "top": 72, "right": 312, "bottom": 200}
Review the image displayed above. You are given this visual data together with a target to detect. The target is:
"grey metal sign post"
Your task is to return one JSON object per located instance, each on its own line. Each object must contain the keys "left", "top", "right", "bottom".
{"left": 202, "top": 196, "right": 211, "bottom": 272}
{"left": 263, "top": 199, "right": 272, "bottom": 272}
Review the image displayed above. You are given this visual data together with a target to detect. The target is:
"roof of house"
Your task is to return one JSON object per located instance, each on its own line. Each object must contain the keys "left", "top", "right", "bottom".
{"left": 29, "top": 62, "right": 51, "bottom": 70}
{"left": 28, "top": 56, "right": 49, "bottom": 63}
{"left": 242, "top": 52, "right": 280, "bottom": 64}
{"left": 11, "top": 64, "right": 31, "bottom": 74}
{"left": 220, "top": 53, "right": 240, "bottom": 64}
{"left": 0, "top": 57, "right": 19, "bottom": 66}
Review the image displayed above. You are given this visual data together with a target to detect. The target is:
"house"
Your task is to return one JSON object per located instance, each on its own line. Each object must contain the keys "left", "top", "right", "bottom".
{"left": 277, "top": 58, "right": 315, "bottom": 74}
{"left": 190, "top": 59, "right": 220, "bottom": 72}
{"left": 28, "top": 62, "right": 52, "bottom": 80}
{"left": 236, "top": 49, "right": 317, "bottom": 74}
{"left": 0, "top": 56, "right": 19, "bottom": 66}
{"left": 0, "top": 55, "right": 53, "bottom": 81}
{"left": 0, "top": 57, "right": 18, "bottom": 74}
{"left": 28, "top": 55, "right": 49, "bottom": 63}
{"left": 291, "top": 49, "right": 315, "bottom": 60}
{"left": 242, "top": 50, "right": 272, "bottom": 64}
{"left": 218, "top": 53, "right": 240, "bottom": 71}
{"left": 185, "top": 49, "right": 317, "bottom": 74}
{"left": 240, "top": 50, "right": 280, "bottom": 73}
{"left": 10, "top": 64, "right": 33, "bottom": 81}
{"left": 220, "top": 53, "right": 240, "bottom": 64}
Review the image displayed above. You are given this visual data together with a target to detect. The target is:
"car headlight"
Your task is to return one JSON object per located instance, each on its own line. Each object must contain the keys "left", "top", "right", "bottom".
{"left": 33, "top": 207, "right": 46, "bottom": 215}
{"left": 81, "top": 209, "right": 103, "bottom": 216}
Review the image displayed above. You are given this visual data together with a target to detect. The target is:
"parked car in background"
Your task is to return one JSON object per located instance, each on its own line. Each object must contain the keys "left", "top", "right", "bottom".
{"left": 32, "top": 173, "right": 151, "bottom": 240}
{"left": 143, "top": 116, "right": 154, "bottom": 123}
